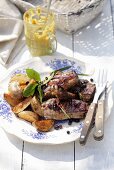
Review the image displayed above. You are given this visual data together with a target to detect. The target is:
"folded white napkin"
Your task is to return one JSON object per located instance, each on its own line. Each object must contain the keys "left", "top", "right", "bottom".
{"left": 0, "top": 0, "right": 23, "bottom": 65}
{"left": 0, "top": 17, "right": 24, "bottom": 64}
{"left": 0, "top": 0, "right": 41, "bottom": 65}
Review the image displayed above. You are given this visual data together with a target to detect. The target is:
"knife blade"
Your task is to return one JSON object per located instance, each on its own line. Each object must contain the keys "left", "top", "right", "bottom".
{"left": 93, "top": 86, "right": 107, "bottom": 140}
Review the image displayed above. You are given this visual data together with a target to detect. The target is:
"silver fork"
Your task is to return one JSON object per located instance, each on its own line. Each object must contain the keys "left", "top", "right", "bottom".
{"left": 93, "top": 70, "right": 107, "bottom": 141}
{"left": 79, "top": 69, "right": 107, "bottom": 145}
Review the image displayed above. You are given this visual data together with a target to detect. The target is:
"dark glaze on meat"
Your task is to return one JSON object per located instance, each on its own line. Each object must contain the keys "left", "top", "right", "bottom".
{"left": 43, "top": 86, "right": 76, "bottom": 100}
{"left": 79, "top": 82, "right": 96, "bottom": 102}
{"left": 43, "top": 71, "right": 79, "bottom": 100}
{"left": 48, "top": 70, "right": 79, "bottom": 90}
{"left": 69, "top": 79, "right": 96, "bottom": 102}
{"left": 41, "top": 98, "right": 88, "bottom": 120}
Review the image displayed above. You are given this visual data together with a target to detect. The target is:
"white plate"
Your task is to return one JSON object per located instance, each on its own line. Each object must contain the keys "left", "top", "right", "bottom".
{"left": 0, "top": 56, "right": 111, "bottom": 144}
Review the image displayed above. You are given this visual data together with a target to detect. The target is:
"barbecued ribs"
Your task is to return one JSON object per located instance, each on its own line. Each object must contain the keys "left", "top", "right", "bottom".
{"left": 41, "top": 98, "right": 88, "bottom": 120}
{"left": 41, "top": 72, "right": 96, "bottom": 120}
{"left": 43, "top": 71, "right": 79, "bottom": 100}
{"left": 69, "top": 79, "right": 96, "bottom": 102}
{"left": 79, "top": 81, "right": 96, "bottom": 102}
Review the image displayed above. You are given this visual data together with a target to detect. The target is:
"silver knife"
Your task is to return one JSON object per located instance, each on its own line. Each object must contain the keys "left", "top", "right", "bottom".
{"left": 93, "top": 86, "right": 107, "bottom": 140}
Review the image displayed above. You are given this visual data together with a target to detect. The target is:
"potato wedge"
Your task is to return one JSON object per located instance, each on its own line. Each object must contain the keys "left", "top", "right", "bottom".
{"left": 12, "top": 96, "right": 32, "bottom": 114}
{"left": 31, "top": 96, "right": 42, "bottom": 115}
{"left": 18, "top": 111, "right": 39, "bottom": 123}
{"left": 4, "top": 93, "right": 23, "bottom": 107}
{"left": 32, "top": 120, "right": 54, "bottom": 132}
{"left": 10, "top": 74, "right": 30, "bottom": 85}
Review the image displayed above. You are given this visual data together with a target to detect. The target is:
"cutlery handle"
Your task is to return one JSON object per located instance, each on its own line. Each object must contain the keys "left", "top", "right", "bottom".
{"left": 93, "top": 100, "right": 105, "bottom": 140}
{"left": 79, "top": 103, "right": 97, "bottom": 145}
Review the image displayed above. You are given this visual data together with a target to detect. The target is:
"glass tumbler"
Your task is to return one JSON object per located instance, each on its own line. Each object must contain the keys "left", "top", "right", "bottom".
{"left": 23, "top": 6, "right": 57, "bottom": 56}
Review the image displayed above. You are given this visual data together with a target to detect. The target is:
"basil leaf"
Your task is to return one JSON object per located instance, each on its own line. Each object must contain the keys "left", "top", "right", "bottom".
{"left": 23, "top": 83, "right": 38, "bottom": 97}
{"left": 26, "top": 69, "right": 41, "bottom": 82}
{"left": 51, "top": 66, "right": 71, "bottom": 75}
{"left": 37, "top": 85, "right": 43, "bottom": 103}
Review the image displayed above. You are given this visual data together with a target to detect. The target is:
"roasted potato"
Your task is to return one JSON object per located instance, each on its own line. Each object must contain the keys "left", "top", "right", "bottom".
{"left": 12, "top": 96, "right": 32, "bottom": 114}
{"left": 8, "top": 81, "right": 24, "bottom": 99}
{"left": 8, "top": 74, "right": 30, "bottom": 99}
{"left": 31, "top": 96, "right": 41, "bottom": 115}
{"left": 9, "top": 74, "right": 30, "bottom": 85}
{"left": 4, "top": 93, "right": 23, "bottom": 107}
{"left": 32, "top": 120, "right": 54, "bottom": 132}
{"left": 18, "top": 111, "right": 39, "bottom": 123}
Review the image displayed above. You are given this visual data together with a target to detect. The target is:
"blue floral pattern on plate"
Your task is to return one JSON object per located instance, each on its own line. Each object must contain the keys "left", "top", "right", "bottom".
{"left": 46, "top": 59, "right": 82, "bottom": 74}
{"left": 0, "top": 98, "right": 12, "bottom": 123}
{"left": 12, "top": 69, "right": 26, "bottom": 75}
{"left": 0, "top": 58, "right": 86, "bottom": 143}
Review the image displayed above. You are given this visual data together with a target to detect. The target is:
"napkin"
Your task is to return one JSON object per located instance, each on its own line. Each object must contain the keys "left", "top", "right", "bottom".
{"left": 0, "top": 0, "right": 22, "bottom": 65}
{"left": 0, "top": 0, "right": 43, "bottom": 65}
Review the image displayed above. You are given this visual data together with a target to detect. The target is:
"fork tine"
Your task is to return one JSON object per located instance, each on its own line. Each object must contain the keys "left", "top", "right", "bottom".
{"left": 98, "top": 69, "right": 107, "bottom": 86}
{"left": 97, "top": 70, "right": 101, "bottom": 86}
{"left": 104, "top": 69, "right": 108, "bottom": 84}
{"left": 97, "top": 69, "right": 104, "bottom": 86}
{"left": 101, "top": 69, "right": 104, "bottom": 86}
{"left": 102, "top": 69, "right": 108, "bottom": 86}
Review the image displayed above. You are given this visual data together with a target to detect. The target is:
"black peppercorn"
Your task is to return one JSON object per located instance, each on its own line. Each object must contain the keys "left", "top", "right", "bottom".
{"left": 90, "top": 78, "right": 94, "bottom": 82}
{"left": 45, "top": 77, "right": 48, "bottom": 80}
{"left": 67, "top": 131, "right": 70, "bottom": 134}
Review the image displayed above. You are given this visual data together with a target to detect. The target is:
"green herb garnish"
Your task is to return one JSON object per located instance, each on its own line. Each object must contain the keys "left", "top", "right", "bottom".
{"left": 78, "top": 93, "right": 83, "bottom": 100}
{"left": 59, "top": 105, "right": 70, "bottom": 119}
{"left": 51, "top": 66, "right": 71, "bottom": 75}
{"left": 23, "top": 69, "right": 42, "bottom": 103}
{"left": 78, "top": 73, "right": 90, "bottom": 76}
{"left": 26, "top": 69, "right": 41, "bottom": 82}
{"left": 23, "top": 83, "right": 38, "bottom": 97}
{"left": 43, "top": 72, "right": 54, "bottom": 85}
{"left": 43, "top": 66, "right": 71, "bottom": 85}
{"left": 37, "top": 85, "right": 43, "bottom": 103}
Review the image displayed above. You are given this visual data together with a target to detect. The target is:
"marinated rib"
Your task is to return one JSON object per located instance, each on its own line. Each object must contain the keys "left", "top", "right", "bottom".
{"left": 41, "top": 98, "right": 88, "bottom": 120}
{"left": 43, "top": 70, "right": 79, "bottom": 99}
{"left": 43, "top": 86, "right": 76, "bottom": 100}
{"left": 47, "top": 70, "right": 79, "bottom": 90}
{"left": 79, "top": 81, "right": 96, "bottom": 102}
{"left": 69, "top": 79, "right": 96, "bottom": 102}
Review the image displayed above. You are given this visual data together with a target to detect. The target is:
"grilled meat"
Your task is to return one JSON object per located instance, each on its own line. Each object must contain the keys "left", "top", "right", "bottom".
{"left": 43, "top": 71, "right": 79, "bottom": 100}
{"left": 47, "top": 70, "right": 79, "bottom": 90}
{"left": 41, "top": 98, "right": 88, "bottom": 120}
{"left": 79, "top": 81, "right": 96, "bottom": 102}
{"left": 43, "top": 86, "right": 76, "bottom": 100}
{"left": 69, "top": 79, "right": 96, "bottom": 103}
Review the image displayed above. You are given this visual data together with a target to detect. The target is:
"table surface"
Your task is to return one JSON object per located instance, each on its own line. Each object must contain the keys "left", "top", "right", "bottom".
{"left": 0, "top": 1, "right": 114, "bottom": 170}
